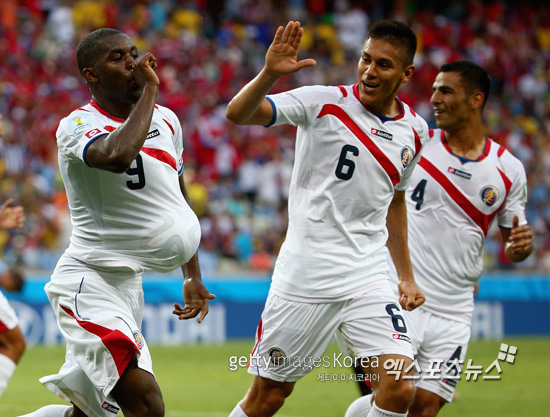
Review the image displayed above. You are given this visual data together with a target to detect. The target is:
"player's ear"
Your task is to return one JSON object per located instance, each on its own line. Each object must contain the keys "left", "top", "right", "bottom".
{"left": 401, "top": 64, "right": 415, "bottom": 84}
{"left": 82, "top": 67, "right": 98, "bottom": 85}
{"left": 470, "top": 91, "right": 484, "bottom": 110}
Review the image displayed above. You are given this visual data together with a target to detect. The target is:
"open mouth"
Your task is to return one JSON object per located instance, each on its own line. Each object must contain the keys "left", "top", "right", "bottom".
{"left": 362, "top": 80, "right": 379, "bottom": 90}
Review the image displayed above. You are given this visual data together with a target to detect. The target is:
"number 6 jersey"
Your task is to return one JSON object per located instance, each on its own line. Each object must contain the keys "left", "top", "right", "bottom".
{"left": 265, "top": 84, "right": 428, "bottom": 302}
{"left": 56, "top": 100, "right": 200, "bottom": 275}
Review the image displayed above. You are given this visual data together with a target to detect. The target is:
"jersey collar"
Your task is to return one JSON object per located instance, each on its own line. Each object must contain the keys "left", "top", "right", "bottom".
{"left": 89, "top": 99, "right": 126, "bottom": 123}
{"left": 352, "top": 83, "right": 405, "bottom": 122}
{"left": 440, "top": 130, "right": 491, "bottom": 163}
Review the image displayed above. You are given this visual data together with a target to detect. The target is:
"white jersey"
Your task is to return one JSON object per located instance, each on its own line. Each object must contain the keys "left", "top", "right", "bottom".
{"left": 56, "top": 100, "right": 200, "bottom": 275}
{"left": 267, "top": 84, "right": 428, "bottom": 301}
{"left": 393, "top": 129, "right": 528, "bottom": 323}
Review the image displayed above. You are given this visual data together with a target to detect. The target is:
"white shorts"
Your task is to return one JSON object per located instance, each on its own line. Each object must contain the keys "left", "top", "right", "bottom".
{"left": 40, "top": 270, "right": 153, "bottom": 417}
{"left": 249, "top": 280, "right": 414, "bottom": 382}
{"left": 0, "top": 290, "right": 18, "bottom": 333}
{"left": 405, "top": 308, "right": 470, "bottom": 403}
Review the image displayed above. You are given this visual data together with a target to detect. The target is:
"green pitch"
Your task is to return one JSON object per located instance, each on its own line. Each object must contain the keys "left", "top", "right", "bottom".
{"left": 2, "top": 337, "right": 549, "bottom": 416}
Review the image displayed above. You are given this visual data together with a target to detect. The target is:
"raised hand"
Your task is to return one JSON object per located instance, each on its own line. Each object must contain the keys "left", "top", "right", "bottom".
{"left": 133, "top": 52, "right": 160, "bottom": 88}
{"left": 264, "top": 21, "right": 316, "bottom": 78}
{"left": 0, "top": 198, "right": 25, "bottom": 229}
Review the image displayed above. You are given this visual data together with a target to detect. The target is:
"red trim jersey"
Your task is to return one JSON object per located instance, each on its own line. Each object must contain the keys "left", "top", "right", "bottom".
{"left": 266, "top": 84, "right": 429, "bottom": 301}
{"left": 398, "top": 129, "right": 528, "bottom": 323}
{"left": 56, "top": 100, "right": 200, "bottom": 274}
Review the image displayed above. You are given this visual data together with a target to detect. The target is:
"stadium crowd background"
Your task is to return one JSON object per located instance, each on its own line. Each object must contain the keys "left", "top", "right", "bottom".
{"left": 0, "top": 0, "right": 548, "bottom": 276}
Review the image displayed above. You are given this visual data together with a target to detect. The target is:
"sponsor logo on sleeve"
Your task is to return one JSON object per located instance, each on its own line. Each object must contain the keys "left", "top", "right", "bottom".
{"left": 101, "top": 402, "right": 120, "bottom": 414}
{"left": 146, "top": 129, "right": 160, "bottom": 140}
{"left": 85, "top": 128, "right": 102, "bottom": 139}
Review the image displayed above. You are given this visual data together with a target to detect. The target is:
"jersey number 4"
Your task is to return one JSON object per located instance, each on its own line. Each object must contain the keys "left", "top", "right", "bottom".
{"left": 411, "top": 179, "right": 427, "bottom": 210}
{"left": 126, "top": 154, "right": 146, "bottom": 190}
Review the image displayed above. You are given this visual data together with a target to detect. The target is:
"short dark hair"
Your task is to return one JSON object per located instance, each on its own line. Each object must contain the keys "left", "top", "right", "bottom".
{"left": 76, "top": 28, "right": 124, "bottom": 74}
{"left": 440, "top": 61, "right": 491, "bottom": 109}
{"left": 366, "top": 20, "right": 418, "bottom": 67}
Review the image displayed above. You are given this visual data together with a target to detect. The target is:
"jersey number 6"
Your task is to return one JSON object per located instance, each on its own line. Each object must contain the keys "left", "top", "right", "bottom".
{"left": 335, "top": 144, "right": 359, "bottom": 180}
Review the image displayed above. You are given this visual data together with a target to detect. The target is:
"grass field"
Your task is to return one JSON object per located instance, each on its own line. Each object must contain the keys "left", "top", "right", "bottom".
{"left": 2, "top": 337, "right": 549, "bottom": 417}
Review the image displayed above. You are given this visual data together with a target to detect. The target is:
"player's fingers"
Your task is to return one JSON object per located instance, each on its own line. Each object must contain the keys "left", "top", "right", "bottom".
{"left": 280, "top": 21, "right": 294, "bottom": 44}
{"left": 512, "top": 215, "right": 519, "bottom": 229}
{"left": 271, "top": 25, "right": 284, "bottom": 46}
{"left": 198, "top": 300, "right": 210, "bottom": 323}
{"left": 1, "top": 198, "right": 14, "bottom": 210}
{"left": 287, "top": 21, "right": 300, "bottom": 45}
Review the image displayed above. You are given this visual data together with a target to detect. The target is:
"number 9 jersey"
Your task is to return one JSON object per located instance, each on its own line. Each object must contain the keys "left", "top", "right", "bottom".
{"left": 55, "top": 100, "right": 200, "bottom": 274}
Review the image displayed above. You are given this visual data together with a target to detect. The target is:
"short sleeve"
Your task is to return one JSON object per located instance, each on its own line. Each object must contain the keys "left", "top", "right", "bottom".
{"left": 267, "top": 85, "right": 333, "bottom": 129}
{"left": 497, "top": 153, "right": 528, "bottom": 228}
{"left": 57, "top": 112, "right": 109, "bottom": 166}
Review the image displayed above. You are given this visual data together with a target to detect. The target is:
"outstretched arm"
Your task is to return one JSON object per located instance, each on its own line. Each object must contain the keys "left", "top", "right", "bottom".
{"left": 386, "top": 190, "right": 425, "bottom": 311}
{"left": 501, "top": 215, "right": 533, "bottom": 263}
{"left": 225, "top": 21, "right": 316, "bottom": 126}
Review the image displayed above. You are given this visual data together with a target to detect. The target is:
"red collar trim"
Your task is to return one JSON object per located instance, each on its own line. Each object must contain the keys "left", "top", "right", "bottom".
{"left": 441, "top": 131, "right": 491, "bottom": 162}
{"left": 352, "top": 84, "right": 405, "bottom": 121}
{"left": 89, "top": 99, "right": 126, "bottom": 123}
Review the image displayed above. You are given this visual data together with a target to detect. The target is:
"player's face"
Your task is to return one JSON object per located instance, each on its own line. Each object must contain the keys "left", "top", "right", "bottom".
{"left": 431, "top": 71, "right": 472, "bottom": 131}
{"left": 357, "top": 38, "right": 414, "bottom": 115}
{"left": 92, "top": 34, "right": 142, "bottom": 104}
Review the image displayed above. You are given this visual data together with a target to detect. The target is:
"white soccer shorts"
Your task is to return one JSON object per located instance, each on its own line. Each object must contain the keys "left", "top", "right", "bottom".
{"left": 248, "top": 279, "right": 414, "bottom": 382}
{"left": 405, "top": 307, "right": 470, "bottom": 402}
{"left": 40, "top": 271, "right": 153, "bottom": 417}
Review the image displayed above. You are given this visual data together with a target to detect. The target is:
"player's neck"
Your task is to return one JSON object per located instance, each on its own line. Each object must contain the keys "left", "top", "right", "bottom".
{"left": 444, "top": 123, "right": 486, "bottom": 160}
{"left": 91, "top": 95, "right": 135, "bottom": 120}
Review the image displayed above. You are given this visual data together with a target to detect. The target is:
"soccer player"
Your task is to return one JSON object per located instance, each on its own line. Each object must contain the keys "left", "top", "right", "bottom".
{"left": 344, "top": 61, "right": 533, "bottom": 417}
{"left": 0, "top": 196, "right": 26, "bottom": 399}
{"left": 21, "top": 29, "right": 215, "bottom": 417}
{"left": 225, "top": 20, "right": 429, "bottom": 417}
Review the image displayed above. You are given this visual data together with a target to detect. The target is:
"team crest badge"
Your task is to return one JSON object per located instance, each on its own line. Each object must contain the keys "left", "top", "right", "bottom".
{"left": 401, "top": 146, "right": 412, "bottom": 168}
{"left": 268, "top": 347, "right": 287, "bottom": 367}
{"left": 133, "top": 330, "right": 145, "bottom": 350}
{"left": 481, "top": 186, "right": 498, "bottom": 206}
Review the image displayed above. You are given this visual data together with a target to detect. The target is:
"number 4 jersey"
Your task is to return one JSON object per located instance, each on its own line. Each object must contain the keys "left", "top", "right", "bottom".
{"left": 56, "top": 100, "right": 200, "bottom": 274}
{"left": 265, "top": 84, "right": 428, "bottom": 302}
{"left": 398, "top": 128, "right": 528, "bottom": 323}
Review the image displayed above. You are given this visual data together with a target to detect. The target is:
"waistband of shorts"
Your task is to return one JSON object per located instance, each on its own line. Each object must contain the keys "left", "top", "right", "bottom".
{"left": 51, "top": 269, "right": 143, "bottom": 290}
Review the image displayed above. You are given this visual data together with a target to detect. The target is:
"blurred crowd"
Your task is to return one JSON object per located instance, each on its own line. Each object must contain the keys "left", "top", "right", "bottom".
{"left": 0, "top": 0, "right": 549, "bottom": 276}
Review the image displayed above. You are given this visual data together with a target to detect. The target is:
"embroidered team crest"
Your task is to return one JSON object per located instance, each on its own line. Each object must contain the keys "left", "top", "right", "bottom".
{"left": 133, "top": 330, "right": 145, "bottom": 350}
{"left": 481, "top": 186, "right": 498, "bottom": 206}
{"left": 268, "top": 347, "right": 287, "bottom": 367}
{"left": 68, "top": 114, "right": 92, "bottom": 134}
{"left": 401, "top": 146, "right": 412, "bottom": 168}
